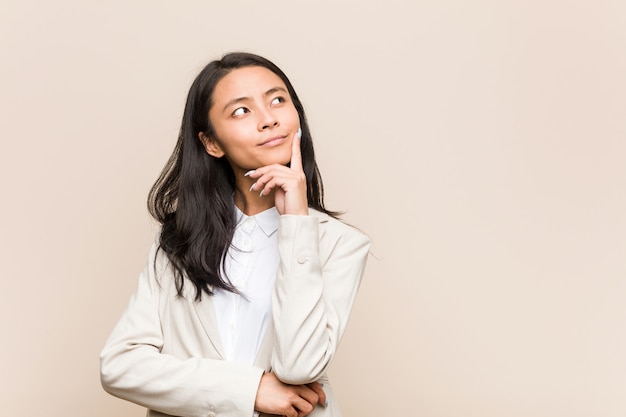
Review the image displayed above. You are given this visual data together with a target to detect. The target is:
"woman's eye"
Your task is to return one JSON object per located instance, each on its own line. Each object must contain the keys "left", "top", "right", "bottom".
{"left": 271, "top": 96, "right": 285, "bottom": 105}
{"left": 232, "top": 107, "right": 248, "bottom": 117}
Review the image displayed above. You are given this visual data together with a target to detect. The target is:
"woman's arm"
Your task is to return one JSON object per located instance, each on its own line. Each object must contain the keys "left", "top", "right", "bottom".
{"left": 246, "top": 129, "right": 371, "bottom": 385}
{"left": 271, "top": 215, "right": 370, "bottom": 385}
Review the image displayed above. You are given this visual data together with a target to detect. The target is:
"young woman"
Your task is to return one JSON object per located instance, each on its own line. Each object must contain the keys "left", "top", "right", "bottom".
{"left": 100, "top": 52, "right": 370, "bottom": 417}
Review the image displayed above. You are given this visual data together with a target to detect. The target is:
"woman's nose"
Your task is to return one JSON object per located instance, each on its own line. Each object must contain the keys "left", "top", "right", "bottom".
{"left": 258, "top": 108, "right": 279, "bottom": 130}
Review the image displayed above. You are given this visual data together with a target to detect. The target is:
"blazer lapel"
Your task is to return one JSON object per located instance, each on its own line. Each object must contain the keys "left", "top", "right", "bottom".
{"left": 191, "top": 293, "right": 227, "bottom": 359}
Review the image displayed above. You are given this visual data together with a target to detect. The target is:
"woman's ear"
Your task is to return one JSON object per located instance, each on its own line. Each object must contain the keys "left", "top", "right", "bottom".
{"left": 198, "top": 132, "right": 225, "bottom": 158}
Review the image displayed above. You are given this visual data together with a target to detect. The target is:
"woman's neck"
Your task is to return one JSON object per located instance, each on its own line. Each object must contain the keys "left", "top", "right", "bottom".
{"left": 234, "top": 179, "right": 276, "bottom": 216}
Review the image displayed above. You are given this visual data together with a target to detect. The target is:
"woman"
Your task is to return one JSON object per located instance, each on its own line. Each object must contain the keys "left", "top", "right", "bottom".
{"left": 100, "top": 52, "right": 370, "bottom": 417}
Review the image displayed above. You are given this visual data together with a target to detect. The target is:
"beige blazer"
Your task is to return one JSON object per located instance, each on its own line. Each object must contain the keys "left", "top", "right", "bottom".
{"left": 100, "top": 210, "right": 370, "bottom": 417}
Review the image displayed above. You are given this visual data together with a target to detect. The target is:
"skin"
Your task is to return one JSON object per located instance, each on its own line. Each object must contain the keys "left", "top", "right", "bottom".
{"left": 199, "top": 66, "right": 325, "bottom": 416}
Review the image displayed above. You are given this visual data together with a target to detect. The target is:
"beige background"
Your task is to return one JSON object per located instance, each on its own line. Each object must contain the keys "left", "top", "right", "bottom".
{"left": 1, "top": 0, "right": 625, "bottom": 416}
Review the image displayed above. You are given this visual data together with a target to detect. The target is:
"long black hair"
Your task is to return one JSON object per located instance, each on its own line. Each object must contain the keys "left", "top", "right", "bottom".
{"left": 148, "top": 52, "right": 336, "bottom": 301}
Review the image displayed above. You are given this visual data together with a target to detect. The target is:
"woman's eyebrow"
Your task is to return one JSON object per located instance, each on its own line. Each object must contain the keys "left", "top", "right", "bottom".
{"left": 222, "top": 96, "right": 249, "bottom": 112}
{"left": 264, "top": 86, "right": 288, "bottom": 97}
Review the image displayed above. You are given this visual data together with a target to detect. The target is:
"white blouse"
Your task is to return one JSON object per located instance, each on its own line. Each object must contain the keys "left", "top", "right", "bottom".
{"left": 212, "top": 206, "right": 280, "bottom": 365}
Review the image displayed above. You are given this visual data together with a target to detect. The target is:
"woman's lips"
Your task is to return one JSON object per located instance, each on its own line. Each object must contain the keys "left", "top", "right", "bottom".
{"left": 258, "top": 135, "right": 286, "bottom": 147}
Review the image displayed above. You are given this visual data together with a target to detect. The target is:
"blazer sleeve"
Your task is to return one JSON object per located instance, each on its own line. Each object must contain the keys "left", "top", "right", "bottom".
{"left": 271, "top": 214, "right": 370, "bottom": 385}
{"left": 100, "top": 243, "right": 264, "bottom": 417}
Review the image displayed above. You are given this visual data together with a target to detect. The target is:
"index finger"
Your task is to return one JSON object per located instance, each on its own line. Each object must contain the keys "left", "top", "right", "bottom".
{"left": 290, "top": 127, "right": 303, "bottom": 172}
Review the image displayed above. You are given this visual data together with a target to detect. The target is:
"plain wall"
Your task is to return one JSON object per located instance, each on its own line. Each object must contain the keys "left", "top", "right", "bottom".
{"left": 1, "top": 1, "right": 625, "bottom": 416}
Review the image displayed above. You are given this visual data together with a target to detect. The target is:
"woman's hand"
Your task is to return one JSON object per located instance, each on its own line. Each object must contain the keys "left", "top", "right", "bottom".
{"left": 246, "top": 130, "right": 308, "bottom": 215}
{"left": 254, "top": 372, "right": 326, "bottom": 417}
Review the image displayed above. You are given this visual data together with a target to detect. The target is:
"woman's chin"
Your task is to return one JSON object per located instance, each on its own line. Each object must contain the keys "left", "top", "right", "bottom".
{"left": 263, "top": 154, "right": 292, "bottom": 167}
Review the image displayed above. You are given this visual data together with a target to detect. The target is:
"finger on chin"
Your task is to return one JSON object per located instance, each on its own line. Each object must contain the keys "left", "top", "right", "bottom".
{"left": 290, "top": 136, "right": 303, "bottom": 171}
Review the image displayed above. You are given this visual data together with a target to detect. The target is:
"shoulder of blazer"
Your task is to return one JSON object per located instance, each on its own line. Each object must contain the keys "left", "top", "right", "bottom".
{"left": 306, "top": 208, "right": 370, "bottom": 245}
{"left": 307, "top": 207, "right": 331, "bottom": 223}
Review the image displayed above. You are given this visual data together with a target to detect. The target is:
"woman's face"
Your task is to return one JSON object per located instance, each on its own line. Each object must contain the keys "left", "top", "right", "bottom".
{"left": 203, "top": 65, "right": 300, "bottom": 173}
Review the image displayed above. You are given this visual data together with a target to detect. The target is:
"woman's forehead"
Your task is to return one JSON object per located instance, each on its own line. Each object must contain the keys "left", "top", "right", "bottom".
{"left": 213, "top": 66, "right": 286, "bottom": 101}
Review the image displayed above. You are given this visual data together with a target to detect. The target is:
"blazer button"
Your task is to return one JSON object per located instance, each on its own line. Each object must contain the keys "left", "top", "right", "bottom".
{"left": 297, "top": 256, "right": 308, "bottom": 264}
